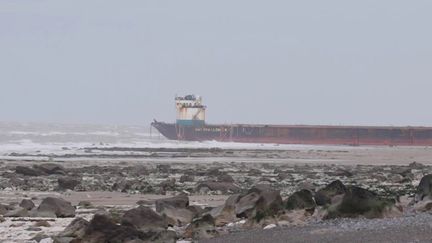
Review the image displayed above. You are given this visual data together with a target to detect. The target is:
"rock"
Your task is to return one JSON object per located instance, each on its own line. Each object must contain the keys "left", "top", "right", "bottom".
{"left": 58, "top": 217, "right": 89, "bottom": 238}
{"left": 58, "top": 177, "right": 81, "bottom": 190}
{"left": 235, "top": 185, "right": 283, "bottom": 221}
{"left": 179, "top": 174, "right": 195, "bottom": 183}
{"left": 155, "top": 195, "right": 189, "bottom": 212}
{"left": 37, "top": 197, "right": 75, "bottom": 218}
{"left": 19, "top": 199, "right": 35, "bottom": 210}
{"left": 285, "top": 190, "right": 316, "bottom": 212}
{"left": 0, "top": 215, "right": 4, "bottom": 222}
{"left": 217, "top": 174, "right": 235, "bottom": 183}
{"left": 161, "top": 207, "right": 195, "bottom": 226}
{"left": 409, "top": 161, "right": 425, "bottom": 169}
{"left": 210, "top": 194, "right": 240, "bottom": 226}
{"left": 160, "top": 178, "right": 176, "bottom": 191}
{"left": 415, "top": 174, "right": 432, "bottom": 202}
{"left": 33, "top": 163, "right": 65, "bottom": 175}
{"left": 296, "top": 181, "right": 315, "bottom": 192}
{"left": 34, "top": 220, "right": 51, "bottom": 227}
{"left": 26, "top": 226, "right": 42, "bottom": 231}
{"left": 387, "top": 174, "right": 405, "bottom": 183}
{"left": 315, "top": 180, "right": 347, "bottom": 206}
{"left": 324, "top": 186, "right": 396, "bottom": 219}
{"left": 15, "top": 166, "right": 44, "bottom": 176}
{"left": 157, "top": 164, "right": 170, "bottom": 173}
{"left": 0, "top": 204, "right": 12, "bottom": 215}
{"left": 196, "top": 181, "right": 241, "bottom": 194}
{"left": 31, "top": 233, "right": 50, "bottom": 242}
{"left": 207, "top": 168, "right": 222, "bottom": 176}
{"left": 77, "top": 201, "right": 93, "bottom": 208}
{"left": 121, "top": 206, "right": 167, "bottom": 231}
{"left": 5, "top": 207, "right": 29, "bottom": 217}
{"left": 184, "top": 214, "right": 219, "bottom": 240}
{"left": 79, "top": 214, "right": 149, "bottom": 243}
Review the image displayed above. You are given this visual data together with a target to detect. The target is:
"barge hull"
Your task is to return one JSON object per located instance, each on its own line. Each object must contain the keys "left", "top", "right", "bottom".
{"left": 151, "top": 121, "right": 432, "bottom": 146}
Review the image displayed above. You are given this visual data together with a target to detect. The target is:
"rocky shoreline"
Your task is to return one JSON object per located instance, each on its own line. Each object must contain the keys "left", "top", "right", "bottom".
{"left": 1, "top": 146, "right": 432, "bottom": 242}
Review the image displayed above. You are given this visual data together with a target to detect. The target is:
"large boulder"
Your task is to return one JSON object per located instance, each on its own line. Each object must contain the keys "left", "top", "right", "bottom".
{"left": 80, "top": 214, "right": 151, "bottom": 243}
{"left": 324, "top": 186, "right": 396, "bottom": 219}
{"left": 161, "top": 206, "right": 196, "bottom": 227}
{"left": 285, "top": 189, "right": 316, "bottom": 211}
{"left": 184, "top": 214, "right": 219, "bottom": 240}
{"left": 414, "top": 174, "right": 432, "bottom": 202}
{"left": 314, "top": 180, "right": 347, "bottom": 206}
{"left": 15, "top": 166, "right": 44, "bottom": 176}
{"left": 4, "top": 207, "right": 28, "bottom": 217}
{"left": 121, "top": 206, "right": 167, "bottom": 232}
{"left": 19, "top": 199, "right": 35, "bottom": 211}
{"left": 37, "top": 197, "right": 75, "bottom": 217}
{"left": 155, "top": 195, "right": 189, "bottom": 212}
{"left": 58, "top": 177, "right": 81, "bottom": 190}
{"left": 210, "top": 194, "right": 241, "bottom": 226}
{"left": 196, "top": 181, "right": 241, "bottom": 194}
{"left": 235, "top": 185, "right": 283, "bottom": 221}
{"left": 58, "top": 217, "right": 89, "bottom": 238}
{"left": 33, "top": 163, "right": 65, "bottom": 175}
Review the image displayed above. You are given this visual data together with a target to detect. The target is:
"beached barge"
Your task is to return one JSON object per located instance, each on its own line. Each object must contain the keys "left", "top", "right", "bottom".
{"left": 152, "top": 95, "right": 432, "bottom": 146}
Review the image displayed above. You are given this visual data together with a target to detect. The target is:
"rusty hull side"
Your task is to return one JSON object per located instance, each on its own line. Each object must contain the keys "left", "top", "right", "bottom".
{"left": 152, "top": 122, "right": 432, "bottom": 146}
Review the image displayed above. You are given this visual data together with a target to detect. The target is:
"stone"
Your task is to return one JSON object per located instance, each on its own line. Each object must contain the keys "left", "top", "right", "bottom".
{"left": 210, "top": 194, "right": 240, "bottom": 226}
{"left": 77, "top": 201, "right": 93, "bottom": 208}
{"left": 235, "top": 185, "right": 283, "bottom": 221}
{"left": 184, "top": 214, "right": 219, "bottom": 240}
{"left": 33, "top": 163, "right": 65, "bottom": 175}
{"left": 58, "top": 177, "right": 81, "bottom": 190}
{"left": 34, "top": 220, "right": 51, "bottom": 227}
{"left": 217, "top": 174, "right": 235, "bottom": 183}
{"left": 179, "top": 174, "right": 194, "bottom": 183}
{"left": 15, "top": 166, "right": 44, "bottom": 176}
{"left": 5, "top": 207, "right": 29, "bottom": 217}
{"left": 58, "top": 217, "right": 89, "bottom": 238}
{"left": 315, "top": 180, "right": 347, "bottom": 206}
{"left": 161, "top": 206, "right": 195, "bottom": 226}
{"left": 121, "top": 206, "right": 167, "bottom": 232}
{"left": 285, "top": 189, "right": 316, "bottom": 211}
{"left": 324, "top": 186, "right": 397, "bottom": 219}
{"left": 155, "top": 195, "right": 189, "bottom": 212}
{"left": 19, "top": 199, "right": 35, "bottom": 210}
{"left": 37, "top": 197, "right": 75, "bottom": 218}
{"left": 415, "top": 174, "right": 432, "bottom": 202}
{"left": 79, "top": 214, "right": 149, "bottom": 243}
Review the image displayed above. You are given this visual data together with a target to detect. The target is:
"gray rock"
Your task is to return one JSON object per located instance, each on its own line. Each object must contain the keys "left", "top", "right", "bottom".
{"left": 235, "top": 185, "right": 283, "bottom": 221}
{"left": 37, "top": 197, "right": 75, "bottom": 218}
{"left": 33, "top": 163, "right": 65, "bottom": 175}
{"left": 15, "top": 166, "right": 44, "bottom": 176}
{"left": 415, "top": 174, "right": 432, "bottom": 202}
{"left": 184, "top": 214, "right": 219, "bottom": 240}
{"left": 155, "top": 194, "right": 189, "bottom": 212}
{"left": 315, "top": 180, "right": 347, "bottom": 206}
{"left": 5, "top": 207, "right": 28, "bottom": 217}
{"left": 121, "top": 206, "right": 167, "bottom": 231}
{"left": 58, "top": 217, "right": 89, "bottom": 238}
{"left": 19, "top": 199, "right": 35, "bottom": 210}
{"left": 285, "top": 189, "right": 316, "bottom": 211}
{"left": 324, "top": 186, "right": 396, "bottom": 219}
{"left": 210, "top": 194, "right": 241, "bottom": 226}
{"left": 58, "top": 177, "right": 81, "bottom": 190}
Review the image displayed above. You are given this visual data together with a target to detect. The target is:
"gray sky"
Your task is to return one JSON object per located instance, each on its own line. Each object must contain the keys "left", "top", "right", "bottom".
{"left": 1, "top": 0, "right": 431, "bottom": 126}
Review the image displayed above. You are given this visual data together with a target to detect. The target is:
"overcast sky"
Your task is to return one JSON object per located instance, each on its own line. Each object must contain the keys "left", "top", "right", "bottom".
{"left": 1, "top": 0, "right": 431, "bottom": 126}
